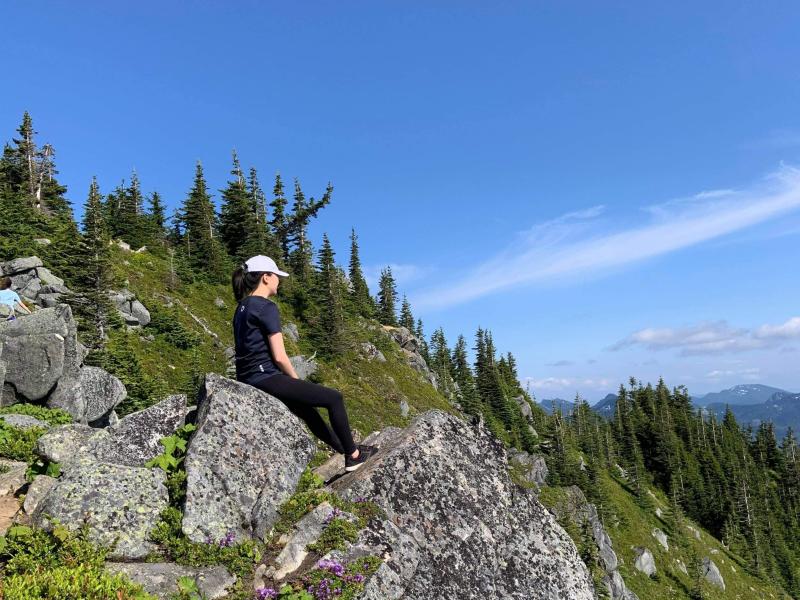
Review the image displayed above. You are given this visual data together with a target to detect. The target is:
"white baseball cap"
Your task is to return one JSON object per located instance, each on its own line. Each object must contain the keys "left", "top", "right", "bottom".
{"left": 243, "top": 255, "right": 290, "bottom": 277}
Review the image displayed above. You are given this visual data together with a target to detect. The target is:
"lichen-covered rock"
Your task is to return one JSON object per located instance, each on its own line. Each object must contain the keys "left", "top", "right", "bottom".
{"left": 22, "top": 474, "right": 57, "bottom": 515}
{"left": 330, "top": 411, "right": 594, "bottom": 600}
{"left": 35, "top": 266, "right": 64, "bottom": 287}
{"left": 105, "top": 562, "right": 235, "bottom": 599}
{"left": 271, "top": 501, "right": 339, "bottom": 580}
{"left": 0, "top": 460, "right": 28, "bottom": 494}
{"left": 702, "top": 557, "right": 725, "bottom": 590}
{"left": 0, "top": 305, "right": 80, "bottom": 401}
{"left": 182, "top": 374, "right": 316, "bottom": 543}
{"left": 35, "top": 423, "right": 108, "bottom": 465}
{"left": 48, "top": 366, "right": 126, "bottom": 423}
{"left": 33, "top": 460, "right": 168, "bottom": 559}
{"left": 91, "top": 395, "right": 186, "bottom": 466}
{"left": 130, "top": 300, "right": 151, "bottom": 327}
{"left": 289, "top": 355, "right": 318, "bottom": 380}
{"left": 633, "top": 547, "right": 656, "bottom": 576}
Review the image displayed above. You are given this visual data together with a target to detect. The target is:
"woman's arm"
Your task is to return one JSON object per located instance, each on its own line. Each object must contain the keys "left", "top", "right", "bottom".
{"left": 15, "top": 297, "right": 32, "bottom": 314}
{"left": 268, "top": 332, "right": 300, "bottom": 379}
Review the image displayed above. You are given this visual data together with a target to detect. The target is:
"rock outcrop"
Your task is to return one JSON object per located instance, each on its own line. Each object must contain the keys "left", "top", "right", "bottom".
{"left": 329, "top": 411, "right": 595, "bottom": 600}
{"left": 547, "top": 485, "right": 638, "bottom": 600}
{"left": 509, "top": 449, "right": 549, "bottom": 488}
{"left": 0, "top": 256, "right": 73, "bottom": 309}
{"left": 108, "top": 288, "right": 151, "bottom": 327}
{"left": 633, "top": 546, "right": 656, "bottom": 576}
{"left": 182, "top": 374, "right": 316, "bottom": 543}
{"left": 381, "top": 325, "right": 438, "bottom": 389}
{"left": 105, "top": 563, "right": 235, "bottom": 599}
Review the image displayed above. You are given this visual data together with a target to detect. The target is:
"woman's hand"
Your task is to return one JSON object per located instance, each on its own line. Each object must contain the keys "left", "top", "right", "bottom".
{"left": 268, "top": 332, "right": 300, "bottom": 379}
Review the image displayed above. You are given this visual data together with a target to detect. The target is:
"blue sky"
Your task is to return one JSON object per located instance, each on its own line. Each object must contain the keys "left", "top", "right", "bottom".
{"left": 3, "top": 2, "right": 800, "bottom": 401}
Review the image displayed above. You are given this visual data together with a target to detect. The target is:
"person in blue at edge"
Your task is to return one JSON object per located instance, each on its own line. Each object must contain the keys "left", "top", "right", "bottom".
{"left": 232, "top": 255, "right": 377, "bottom": 472}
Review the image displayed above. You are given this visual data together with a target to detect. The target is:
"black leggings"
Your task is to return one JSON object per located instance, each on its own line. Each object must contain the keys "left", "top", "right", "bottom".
{"left": 244, "top": 373, "right": 356, "bottom": 455}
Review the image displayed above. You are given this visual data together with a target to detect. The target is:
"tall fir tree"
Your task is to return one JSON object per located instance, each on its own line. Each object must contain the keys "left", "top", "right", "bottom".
{"left": 452, "top": 334, "right": 480, "bottom": 415}
{"left": 219, "top": 151, "right": 257, "bottom": 262}
{"left": 312, "top": 233, "right": 347, "bottom": 357}
{"left": 377, "top": 266, "right": 398, "bottom": 326}
{"left": 415, "top": 318, "right": 431, "bottom": 364}
{"left": 399, "top": 295, "right": 415, "bottom": 331}
{"left": 347, "top": 228, "right": 374, "bottom": 318}
{"left": 180, "top": 161, "right": 228, "bottom": 282}
{"left": 270, "top": 173, "right": 289, "bottom": 261}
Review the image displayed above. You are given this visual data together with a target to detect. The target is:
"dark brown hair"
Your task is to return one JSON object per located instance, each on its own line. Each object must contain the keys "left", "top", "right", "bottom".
{"left": 231, "top": 267, "right": 267, "bottom": 302}
{"left": 0, "top": 277, "right": 11, "bottom": 291}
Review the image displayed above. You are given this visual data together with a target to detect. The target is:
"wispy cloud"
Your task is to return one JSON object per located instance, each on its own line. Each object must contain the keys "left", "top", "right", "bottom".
{"left": 705, "top": 367, "right": 760, "bottom": 381}
{"left": 612, "top": 316, "right": 800, "bottom": 356}
{"left": 546, "top": 359, "right": 574, "bottom": 367}
{"left": 411, "top": 165, "right": 800, "bottom": 310}
{"left": 523, "top": 376, "right": 612, "bottom": 393}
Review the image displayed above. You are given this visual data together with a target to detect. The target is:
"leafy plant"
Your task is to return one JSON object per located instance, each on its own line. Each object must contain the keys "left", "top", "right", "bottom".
{"left": 171, "top": 575, "right": 204, "bottom": 600}
{"left": 0, "top": 524, "right": 155, "bottom": 599}
{"left": 0, "top": 421, "right": 47, "bottom": 462}
{"left": 145, "top": 423, "right": 196, "bottom": 506}
{"left": 0, "top": 404, "right": 72, "bottom": 426}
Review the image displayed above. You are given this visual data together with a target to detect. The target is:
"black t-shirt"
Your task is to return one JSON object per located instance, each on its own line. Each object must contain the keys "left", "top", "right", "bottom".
{"left": 232, "top": 295, "right": 282, "bottom": 380}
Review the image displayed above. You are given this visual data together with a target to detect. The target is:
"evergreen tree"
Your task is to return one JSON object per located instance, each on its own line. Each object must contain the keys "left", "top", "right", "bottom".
{"left": 179, "top": 161, "right": 228, "bottom": 282}
{"left": 452, "top": 334, "right": 480, "bottom": 415}
{"left": 270, "top": 173, "right": 289, "bottom": 261}
{"left": 218, "top": 151, "right": 257, "bottom": 262}
{"left": 430, "top": 327, "right": 455, "bottom": 399}
{"left": 146, "top": 191, "right": 167, "bottom": 251}
{"left": 347, "top": 228, "right": 374, "bottom": 318}
{"left": 241, "top": 166, "right": 280, "bottom": 260}
{"left": 399, "top": 295, "right": 415, "bottom": 331}
{"left": 376, "top": 266, "right": 398, "bottom": 326}
{"left": 312, "top": 233, "right": 347, "bottom": 357}
{"left": 415, "top": 318, "right": 431, "bottom": 364}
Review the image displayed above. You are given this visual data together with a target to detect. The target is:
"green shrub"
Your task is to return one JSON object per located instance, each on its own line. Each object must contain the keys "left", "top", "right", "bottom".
{"left": 145, "top": 423, "right": 196, "bottom": 507}
{"left": 0, "top": 525, "right": 154, "bottom": 599}
{"left": 149, "top": 307, "right": 201, "bottom": 349}
{"left": 150, "top": 507, "right": 261, "bottom": 581}
{"left": 0, "top": 404, "right": 72, "bottom": 426}
{"left": 0, "top": 421, "right": 47, "bottom": 462}
{"left": 306, "top": 518, "right": 360, "bottom": 554}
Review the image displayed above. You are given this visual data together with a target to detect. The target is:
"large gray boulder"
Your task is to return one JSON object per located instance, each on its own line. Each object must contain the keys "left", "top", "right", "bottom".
{"left": 35, "top": 266, "right": 64, "bottom": 287}
{"left": 329, "top": 411, "right": 594, "bottom": 600}
{"left": 105, "top": 563, "right": 235, "bottom": 599}
{"left": 0, "top": 304, "right": 80, "bottom": 401}
{"left": 90, "top": 395, "right": 187, "bottom": 466}
{"left": 2, "top": 256, "right": 43, "bottom": 274}
{"left": 48, "top": 366, "right": 126, "bottom": 424}
{"left": 701, "top": 557, "right": 725, "bottom": 590}
{"left": 33, "top": 460, "right": 169, "bottom": 560}
{"left": 108, "top": 288, "right": 150, "bottom": 326}
{"left": 182, "top": 374, "right": 316, "bottom": 543}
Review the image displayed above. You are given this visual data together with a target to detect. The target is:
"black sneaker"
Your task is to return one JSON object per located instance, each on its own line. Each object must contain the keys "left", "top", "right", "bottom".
{"left": 345, "top": 445, "right": 377, "bottom": 472}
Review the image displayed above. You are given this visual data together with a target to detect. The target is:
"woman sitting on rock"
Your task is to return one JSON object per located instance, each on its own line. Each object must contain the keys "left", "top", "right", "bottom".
{"left": 231, "top": 255, "right": 376, "bottom": 472}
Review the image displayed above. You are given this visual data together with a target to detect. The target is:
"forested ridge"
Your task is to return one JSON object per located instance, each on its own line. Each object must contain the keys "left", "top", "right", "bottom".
{"left": 2, "top": 112, "right": 799, "bottom": 598}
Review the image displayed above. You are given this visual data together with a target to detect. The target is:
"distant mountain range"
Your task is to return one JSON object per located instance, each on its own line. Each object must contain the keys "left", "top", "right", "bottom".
{"left": 691, "top": 384, "right": 789, "bottom": 407}
{"left": 540, "top": 383, "right": 800, "bottom": 439}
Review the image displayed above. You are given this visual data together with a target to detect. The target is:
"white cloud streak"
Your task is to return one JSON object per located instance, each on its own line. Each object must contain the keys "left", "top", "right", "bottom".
{"left": 412, "top": 165, "right": 800, "bottom": 310}
{"left": 612, "top": 316, "right": 800, "bottom": 356}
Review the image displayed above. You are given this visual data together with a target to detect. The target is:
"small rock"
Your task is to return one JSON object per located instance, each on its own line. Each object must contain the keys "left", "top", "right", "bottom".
{"left": 272, "top": 502, "right": 337, "bottom": 580}
{"left": 130, "top": 300, "right": 151, "bottom": 327}
{"left": 106, "top": 562, "right": 235, "bottom": 599}
{"left": 674, "top": 559, "right": 688, "bottom": 575}
{"left": 0, "top": 460, "right": 28, "bottom": 495}
{"left": 0, "top": 414, "right": 50, "bottom": 430}
{"left": 282, "top": 322, "right": 299, "bottom": 342}
{"left": 34, "top": 238, "right": 51, "bottom": 246}
{"left": 651, "top": 528, "right": 668, "bottom": 551}
{"left": 22, "top": 474, "right": 57, "bottom": 515}
{"left": 214, "top": 297, "right": 226, "bottom": 309}
{"left": 633, "top": 547, "right": 656, "bottom": 576}
{"left": 135, "top": 246, "right": 148, "bottom": 253}
{"left": 655, "top": 507, "right": 663, "bottom": 518}
{"left": 510, "top": 450, "right": 549, "bottom": 488}
{"left": 360, "top": 342, "right": 386, "bottom": 362}
{"left": 399, "top": 398, "right": 410, "bottom": 418}
{"left": 116, "top": 240, "right": 131, "bottom": 251}
{"left": 701, "top": 558, "right": 725, "bottom": 590}
{"left": 290, "top": 355, "right": 318, "bottom": 380}
{"left": 313, "top": 454, "right": 345, "bottom": 482}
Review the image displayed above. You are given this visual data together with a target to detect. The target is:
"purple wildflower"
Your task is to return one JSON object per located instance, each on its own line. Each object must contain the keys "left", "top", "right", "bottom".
{"left": 323, "top": 507, "right": 343, "bottom": 525}
{"left": 353, "top": 496, "right": 368, "bottom": 503}
{"left": 219, "top": 530, "right": 236, "bottom": 547}
{"left": 317, "top": 558, "right": 345, "bottom": 577}
{"left": 255, "top": 588, "right": 278, "bottom": 600}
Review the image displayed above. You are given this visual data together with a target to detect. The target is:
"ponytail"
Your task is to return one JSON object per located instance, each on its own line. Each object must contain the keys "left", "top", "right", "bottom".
{"left": 231, "top": 266, "right": 266, "bottom": 302}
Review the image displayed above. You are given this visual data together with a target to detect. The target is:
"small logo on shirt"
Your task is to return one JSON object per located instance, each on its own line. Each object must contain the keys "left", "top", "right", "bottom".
{"left": 259, "top": 364, "right": 264, "bottom": 372}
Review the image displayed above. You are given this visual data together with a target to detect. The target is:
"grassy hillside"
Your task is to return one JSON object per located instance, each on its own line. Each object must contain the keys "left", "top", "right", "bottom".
{"left": 540, "top": 472, "right": 791, "bottom": 600}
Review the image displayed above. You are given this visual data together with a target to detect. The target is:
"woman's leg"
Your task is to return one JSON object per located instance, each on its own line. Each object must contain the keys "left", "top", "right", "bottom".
{"left": 247, "top": 374, "right": 357, "bottom": 455}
